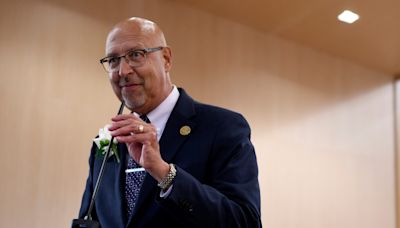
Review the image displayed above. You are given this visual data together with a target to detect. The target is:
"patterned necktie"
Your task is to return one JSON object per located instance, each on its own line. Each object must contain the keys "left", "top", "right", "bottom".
{"left": 125, "top": 115, "right": 150, "bottom": 219}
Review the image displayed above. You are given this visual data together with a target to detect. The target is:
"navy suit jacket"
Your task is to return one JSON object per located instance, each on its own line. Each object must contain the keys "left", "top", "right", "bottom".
{"left": 78, "top": 89, "right": 261, "bottom": 227}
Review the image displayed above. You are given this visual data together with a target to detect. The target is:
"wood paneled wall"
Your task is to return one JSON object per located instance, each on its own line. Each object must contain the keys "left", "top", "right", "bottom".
{"left": 0, "top": 0, "right": 396, "bottom": 227}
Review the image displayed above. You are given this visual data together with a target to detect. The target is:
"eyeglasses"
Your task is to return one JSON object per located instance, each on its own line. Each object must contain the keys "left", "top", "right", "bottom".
{"left": 99, "top": 47, "right": 164, "bottom": 73}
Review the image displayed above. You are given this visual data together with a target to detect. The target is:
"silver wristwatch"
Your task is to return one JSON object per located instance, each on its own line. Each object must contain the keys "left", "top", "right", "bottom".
{"left": 158, "top": 163, "right": 176, "bottom": 190}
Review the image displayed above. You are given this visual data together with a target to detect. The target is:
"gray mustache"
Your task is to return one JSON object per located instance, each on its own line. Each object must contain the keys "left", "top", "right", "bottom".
{"left": 119, "top": 77, "right": 143, "bottom": 87}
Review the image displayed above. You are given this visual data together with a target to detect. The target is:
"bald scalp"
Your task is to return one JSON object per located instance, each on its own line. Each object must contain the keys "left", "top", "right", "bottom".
{"left": 106, "top": 17, "right": 167, "bottom": 48}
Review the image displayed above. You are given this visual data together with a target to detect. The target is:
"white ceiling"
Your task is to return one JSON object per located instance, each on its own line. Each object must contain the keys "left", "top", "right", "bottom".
{"left": 172, "top": 0, "right": 400, "bottom": 76}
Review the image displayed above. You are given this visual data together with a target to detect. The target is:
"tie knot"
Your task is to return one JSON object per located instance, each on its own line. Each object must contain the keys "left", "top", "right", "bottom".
{"left": 140, "top": 115, "right": 151, "bottom": 123}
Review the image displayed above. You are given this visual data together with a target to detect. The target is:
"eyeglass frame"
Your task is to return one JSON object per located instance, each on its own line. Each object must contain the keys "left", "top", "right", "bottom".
{"left": 99, "top": 46, "right": 164, "bottom": 73}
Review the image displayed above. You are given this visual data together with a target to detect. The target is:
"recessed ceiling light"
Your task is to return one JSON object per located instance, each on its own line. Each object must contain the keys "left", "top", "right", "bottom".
{"left": 338, "top": 10, "right": 359, "bottom": 24}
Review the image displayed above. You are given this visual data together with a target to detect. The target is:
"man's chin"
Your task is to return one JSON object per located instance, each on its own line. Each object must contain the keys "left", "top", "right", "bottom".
{"left": 123, "top": 96, "right": 145, "bottom": 112}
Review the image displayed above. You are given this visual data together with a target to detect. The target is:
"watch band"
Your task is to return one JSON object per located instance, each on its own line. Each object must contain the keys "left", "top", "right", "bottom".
{"left": 158, "top": 163, "right": 176, "bottom": 190}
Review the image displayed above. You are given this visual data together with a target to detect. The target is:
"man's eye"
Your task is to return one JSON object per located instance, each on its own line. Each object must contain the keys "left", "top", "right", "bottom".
{"left": 108, "top": 57, "right": 119, "bottom": 64}
{"left": 127, "top": 51, "right": 144, "bottom": 60}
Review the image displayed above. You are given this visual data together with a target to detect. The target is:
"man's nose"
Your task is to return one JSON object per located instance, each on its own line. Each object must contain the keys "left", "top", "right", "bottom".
{"left": 118, "top": 57, "right": 133, "bottom": 76}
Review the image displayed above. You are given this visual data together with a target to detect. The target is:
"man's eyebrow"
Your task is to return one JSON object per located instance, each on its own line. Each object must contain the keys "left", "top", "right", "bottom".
{"left": 104, "top": 51, "right": 118, "bottom": 58}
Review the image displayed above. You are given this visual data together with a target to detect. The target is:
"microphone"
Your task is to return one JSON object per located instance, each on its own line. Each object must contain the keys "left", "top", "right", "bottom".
{"left": 72, "top": 101, "right": 125, "bottom": 228}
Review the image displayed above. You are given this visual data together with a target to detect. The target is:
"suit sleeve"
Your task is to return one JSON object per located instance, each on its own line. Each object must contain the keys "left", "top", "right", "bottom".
{"left": 157, "top": 113, "right": 262, "bottom": 228}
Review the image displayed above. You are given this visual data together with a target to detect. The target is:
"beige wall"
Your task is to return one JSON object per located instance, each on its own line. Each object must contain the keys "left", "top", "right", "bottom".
{"left": 0, "top": 0, "right": 396, "bottom": 227}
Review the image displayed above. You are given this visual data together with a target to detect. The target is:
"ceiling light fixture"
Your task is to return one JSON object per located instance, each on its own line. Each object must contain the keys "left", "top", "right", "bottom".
{"left": 338, "top": 10, "right": 359, "bottom": 24}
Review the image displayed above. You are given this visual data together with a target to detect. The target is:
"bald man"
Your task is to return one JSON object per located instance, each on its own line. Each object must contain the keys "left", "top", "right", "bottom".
{"left": 77, "top": 17, "right": 261, "bottom": 228}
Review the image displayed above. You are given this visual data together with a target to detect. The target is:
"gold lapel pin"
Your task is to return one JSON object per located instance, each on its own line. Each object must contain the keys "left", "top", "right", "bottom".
{"left": 180, "top": 125, "right": 191, "bottom": 136}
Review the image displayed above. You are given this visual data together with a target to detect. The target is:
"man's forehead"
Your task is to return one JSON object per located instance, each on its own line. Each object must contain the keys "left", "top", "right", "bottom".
{"left": 105, "top": 30, "right": 148, "bottom": 55}
{"left": 104, "top": 19, "right": 164, "bottom": 55}
{"left": 106, "top": 41, "right": 145, "bottom": 56}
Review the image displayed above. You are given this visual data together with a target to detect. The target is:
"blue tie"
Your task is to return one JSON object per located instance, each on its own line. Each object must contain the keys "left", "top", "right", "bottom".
{"left": 125, "top": 115, "right": 150, "bottom": 218}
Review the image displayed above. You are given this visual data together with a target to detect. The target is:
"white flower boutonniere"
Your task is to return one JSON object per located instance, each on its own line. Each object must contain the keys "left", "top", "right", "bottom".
{"left": 93, "top": 124, "right": 120, "bottom": 163}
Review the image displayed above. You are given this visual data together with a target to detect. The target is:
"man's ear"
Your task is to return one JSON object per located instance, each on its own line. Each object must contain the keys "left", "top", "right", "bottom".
{"left": 162, "top": 46, "right": 172, "bottom": 72}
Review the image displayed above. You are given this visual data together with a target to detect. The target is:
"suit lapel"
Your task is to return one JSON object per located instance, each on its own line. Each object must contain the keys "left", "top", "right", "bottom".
{"left": 159, "top": 88, "right": 197, "bottom": 163}
{"left": 128, "top": 89, "right": 196, "bottom": 224}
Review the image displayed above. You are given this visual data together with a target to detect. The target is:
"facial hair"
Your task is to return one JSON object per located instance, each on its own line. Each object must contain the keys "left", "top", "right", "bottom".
{"left": 119, "top": 76, "right": 146, "bottom": 110}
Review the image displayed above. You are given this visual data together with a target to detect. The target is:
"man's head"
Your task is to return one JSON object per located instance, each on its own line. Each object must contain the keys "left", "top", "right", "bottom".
{"left": 103, "top": 17, "right": 173, "bottom": 114}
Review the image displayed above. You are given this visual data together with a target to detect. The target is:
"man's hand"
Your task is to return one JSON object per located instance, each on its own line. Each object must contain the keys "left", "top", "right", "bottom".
{"left": 109, "top": 114, "right": 169, "bottom": 182}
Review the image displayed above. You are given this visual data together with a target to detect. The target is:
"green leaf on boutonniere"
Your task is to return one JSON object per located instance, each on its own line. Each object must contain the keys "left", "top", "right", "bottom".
{"left": 111, "top": 143, "right": 120, "bottom": 163}
{"left": 100, "top": 139, "right": 110, "bottom": 147}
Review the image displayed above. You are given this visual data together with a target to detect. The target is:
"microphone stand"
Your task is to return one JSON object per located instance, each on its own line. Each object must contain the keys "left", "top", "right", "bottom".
{"left": 72, "top": 101, "right": 125, "bottom": 228}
